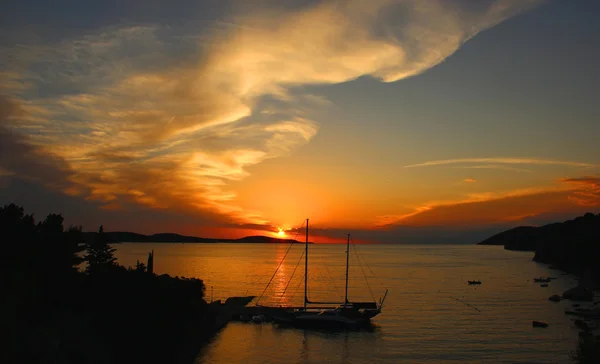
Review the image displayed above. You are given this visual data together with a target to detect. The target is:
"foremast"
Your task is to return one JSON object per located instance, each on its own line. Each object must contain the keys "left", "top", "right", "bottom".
{"left": 304, "top": 218, "right": 308, "bottom": 310}
{"left": 345, "top": 233, "right": 350, "bottom": 304}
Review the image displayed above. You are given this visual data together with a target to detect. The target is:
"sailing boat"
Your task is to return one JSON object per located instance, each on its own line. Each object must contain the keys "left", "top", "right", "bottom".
{"left": 271, "top": 219, "right": 388, "bottom": 329}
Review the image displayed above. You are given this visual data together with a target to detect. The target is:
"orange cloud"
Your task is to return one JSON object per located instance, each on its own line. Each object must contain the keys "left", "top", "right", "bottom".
{"left": 559, "top": 177, "right": 600, "bottom": 206}
{"left": 377, "top": 181, "right": 597, "bottom": 228}
{"left": 390, "top": 191, "right": 574, "bottom": 227}
{"left": 463, "top": 178, "right": 477, "bottom": 183}
{"left": 1, "top": 0, "right": 546, "bottom": 227}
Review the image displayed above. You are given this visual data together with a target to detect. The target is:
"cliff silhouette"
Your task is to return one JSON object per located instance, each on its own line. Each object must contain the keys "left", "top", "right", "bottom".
{"left": 477, "top": 212, "right": 600, "bottom": 281}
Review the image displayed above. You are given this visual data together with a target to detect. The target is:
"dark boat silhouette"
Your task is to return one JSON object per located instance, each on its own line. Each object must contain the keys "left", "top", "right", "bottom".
{"left": 533, "top": 277, "right": 551, "bottom": 283}
{"left": 259, "top": 219, "right": 388, "bottom": 329}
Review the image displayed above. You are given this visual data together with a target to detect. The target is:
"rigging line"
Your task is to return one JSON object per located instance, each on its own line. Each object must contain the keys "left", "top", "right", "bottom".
{"left": 288, "top": 272, "right": 305, "bottom": 305}
{"left": 312, "top": 247, "right": 343, "bottom": 300}
{"left": 290, "top": 222, "right": 302, "bottom": 241}
{"left": 271, "top": 221, "right": 304, "bottom": 305}
{"left": 449, "top": 296, "right": 482, "bottom": 313}
{"left": 315, "top": 262, "right": 344, "bottom": 302}
{"left": 353, "top": 243, "right": 376, "bottom": 301}
{"left": 276, "top": 250, "right": 305, "bottom": 306}
{"left": 352, "top": 236, "right": 377, "bottom": 278}
{"left": 322, "top": 261, "right": 344, "bottom": 300}
{"left": 256, "top": 220, "right": 305, "bottom": 305}
{"left": 351, "top": 236, "right": 386, "bottom": 292}
{"left": 309, "top": 258, "right": 344, "bottom": 301}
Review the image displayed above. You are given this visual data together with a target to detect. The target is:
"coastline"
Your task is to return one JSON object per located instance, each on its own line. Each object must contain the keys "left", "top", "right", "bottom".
{"left": 84, "top": 231, "right": 314, "bottom": 245}
{"left": 476, "top": 212, "right": 600, "bottom": 363}
{"left": 477, "top": 212, "right": 600, "bottom": 286}
{"left": 1, "top": 204, "right": 244, "bottom": 364}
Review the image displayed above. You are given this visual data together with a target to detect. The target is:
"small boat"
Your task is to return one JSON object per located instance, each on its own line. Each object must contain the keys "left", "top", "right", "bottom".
{"left": 534, "top": 277, "right": 551, "bottom": 283}
{"left": 548, "top": 294, "right": 561, "bottom": 302}
{"left": 532, "top": 320, "right": 548, "bottom": 328}
{"left": 468, "top": 280, "right": 482, "bottom": 285}
{"left": 251, "top": 314, "right": 267, "bottom": 323}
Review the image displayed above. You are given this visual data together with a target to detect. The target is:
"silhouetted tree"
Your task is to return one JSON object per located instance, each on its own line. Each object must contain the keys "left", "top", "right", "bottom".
{"left": 85, "top": 225, "right": 117, "bottom": 274}
{"left": 1, "top": 205, "right": 222, "bottom": 364}
{"left": 32, "top": 214, "right": 85, "bottom": 278}
{"left": 135, "top": 260, "right": 147, "bottom": 273}
{"left": 1, "top": 203, "right": 37, "bottom": 270}
{"left": 0, "top": 203, "right": 36, "bottom": 232}
{"left": 38, "top": 213, "right": 64, "bottom": 234}
{"left": 65, "top": 225, "right": 86, "bottom": 270}
{"left": 147, "top": 250, "right": 154, "bottom": 274}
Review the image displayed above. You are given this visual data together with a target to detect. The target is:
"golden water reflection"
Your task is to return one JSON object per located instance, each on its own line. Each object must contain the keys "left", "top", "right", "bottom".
{"left": 115, "top": 243, "right": 582, "bottom": 363}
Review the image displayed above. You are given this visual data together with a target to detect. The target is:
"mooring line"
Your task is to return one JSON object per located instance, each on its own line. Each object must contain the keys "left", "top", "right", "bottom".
{"left": 450, "top": 296, "right": 482, "bottom": 312}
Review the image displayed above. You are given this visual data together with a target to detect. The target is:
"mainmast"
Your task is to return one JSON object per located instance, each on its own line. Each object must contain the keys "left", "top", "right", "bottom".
{"left": 345, "top": 233, "right": 350, "bottom": 304}
{"left": 304, "top": 218, "right": 309, "bottom": 309}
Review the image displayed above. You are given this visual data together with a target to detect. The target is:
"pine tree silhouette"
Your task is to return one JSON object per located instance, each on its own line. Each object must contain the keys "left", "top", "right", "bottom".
{"left": 84, "top": 225, "right": 117, "bottom": 274}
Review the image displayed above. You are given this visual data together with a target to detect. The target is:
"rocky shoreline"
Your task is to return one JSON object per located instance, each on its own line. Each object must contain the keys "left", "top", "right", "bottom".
{"left": 548, "top": 280, "right": 600, "bottom": 362}
{"left": 477, "top": 212, "right": 600, "bottom": 362}
{"left": 478, "top": 212, "right": 600, "bottom": 285}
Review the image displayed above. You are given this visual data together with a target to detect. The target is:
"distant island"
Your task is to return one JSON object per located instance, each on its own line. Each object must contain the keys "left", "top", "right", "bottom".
{"left": 83, "top": 231, "right": 314, "bottom": 244}
{"left": 477, "top": 212, "right": 600, "bottom": 283}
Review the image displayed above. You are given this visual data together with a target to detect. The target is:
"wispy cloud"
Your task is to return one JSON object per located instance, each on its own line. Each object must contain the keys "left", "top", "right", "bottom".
{"left": 375, "top": 183, "right": 583, "bottom": 228}
{"left": 463, "top": 178, "right": 477, "bottom": 183}
{"left": 1, "top": 0, "right": 546, "bottom": 226}
{"left": 559, "top": 176, "right": 600, "bottom": 206}
{"left": 405, "top": 157, "right": 598, "bottom": 169}
{"left": 0, "top": 95, "right": 78, "bottom": 191}
{"left": 453, "top": 164, "right": 533, "bottom": 173}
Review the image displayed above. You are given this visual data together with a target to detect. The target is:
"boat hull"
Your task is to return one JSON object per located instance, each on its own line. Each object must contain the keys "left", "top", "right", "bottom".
{"left": 273, "top": 308, "right": 380, "bottom": 330}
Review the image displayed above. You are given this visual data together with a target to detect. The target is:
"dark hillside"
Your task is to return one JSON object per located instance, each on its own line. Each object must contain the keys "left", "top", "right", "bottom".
{"left": 0, "top": 204, "right": 227, "bottom": 364}
{"left": 477, "top": 226, "right": 539, "bottom": 250}
{"left": 477, "top": 212, "right": 600, "bottom": 282}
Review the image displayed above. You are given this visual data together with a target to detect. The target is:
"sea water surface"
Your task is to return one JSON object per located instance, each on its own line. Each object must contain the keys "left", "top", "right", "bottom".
{"left": 115, "top": 243, "right": 582, "bottom": 363}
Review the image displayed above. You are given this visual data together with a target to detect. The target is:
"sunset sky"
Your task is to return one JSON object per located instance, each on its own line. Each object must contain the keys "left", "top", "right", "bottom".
{"left": 1, "top": 0, "right": 599, "bottom": 243}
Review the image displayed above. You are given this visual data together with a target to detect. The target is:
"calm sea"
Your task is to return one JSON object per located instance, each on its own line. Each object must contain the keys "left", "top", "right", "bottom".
{"left": 115, "top": 243, "right": 583, "bottom": 363}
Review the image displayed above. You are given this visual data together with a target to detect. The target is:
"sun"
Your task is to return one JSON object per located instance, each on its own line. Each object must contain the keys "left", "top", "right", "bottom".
{"left": 277, "top": 228, "right": 286, "bottom": 237}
